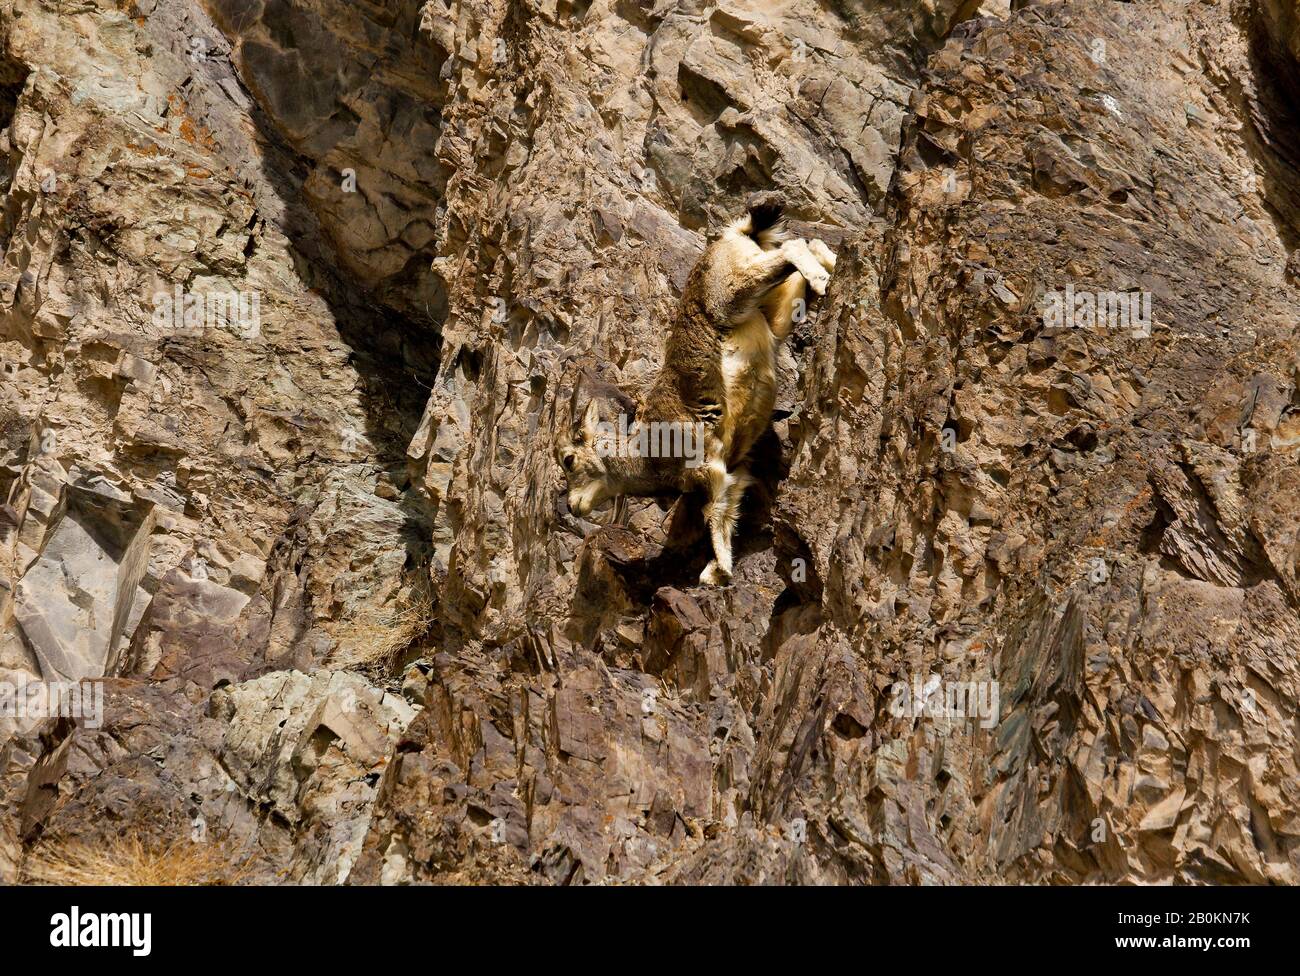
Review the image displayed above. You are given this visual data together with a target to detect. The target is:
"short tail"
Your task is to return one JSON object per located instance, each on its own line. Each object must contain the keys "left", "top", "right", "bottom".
{"left": 729, "top": 201, "right": 787, "bottom": 248}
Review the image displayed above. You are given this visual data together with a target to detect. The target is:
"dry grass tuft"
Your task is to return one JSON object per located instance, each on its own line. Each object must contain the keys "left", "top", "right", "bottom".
{"left": 332, "top": 586, "right": 435, "bottom": 673}
{"left": 23, "top": 836, "right": 251, "bottom": 886}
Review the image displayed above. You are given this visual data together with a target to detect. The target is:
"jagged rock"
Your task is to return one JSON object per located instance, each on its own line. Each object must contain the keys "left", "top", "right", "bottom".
{"left": 1, "top": 0, "right": 1298, "bottom": 885}
{"left": 214, "top": 669, "right": 419, "bottom": 883}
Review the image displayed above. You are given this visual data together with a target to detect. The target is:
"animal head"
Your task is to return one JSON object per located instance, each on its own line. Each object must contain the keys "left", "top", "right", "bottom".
{"left": 558, "top": 399, "right": 616, "bottom": 517}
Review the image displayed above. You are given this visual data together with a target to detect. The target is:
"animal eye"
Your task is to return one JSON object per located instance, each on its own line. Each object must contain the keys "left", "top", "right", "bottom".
{"left": 562, "top": 451, "right": 576, "bottom": 472}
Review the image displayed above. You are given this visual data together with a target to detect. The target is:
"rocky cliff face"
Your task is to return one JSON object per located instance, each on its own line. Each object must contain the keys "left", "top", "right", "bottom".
{"left": 0, "top": 0, "right": 1296, "bottom": 885}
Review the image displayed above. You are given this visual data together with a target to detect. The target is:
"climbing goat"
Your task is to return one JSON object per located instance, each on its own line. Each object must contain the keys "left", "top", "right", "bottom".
{"left": 558, "top": 204, "right": 836, "bottom": 585}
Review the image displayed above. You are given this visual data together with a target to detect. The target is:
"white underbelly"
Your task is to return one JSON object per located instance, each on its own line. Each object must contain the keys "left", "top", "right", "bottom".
{"left": 721, "top": 315, "right": 777, "bottom": 455}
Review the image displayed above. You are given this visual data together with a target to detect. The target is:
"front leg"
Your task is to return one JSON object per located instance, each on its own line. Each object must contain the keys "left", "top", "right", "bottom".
{"left": 699, "top": 462, "right": 754, "bottom": 586}
{"left": 699, "top": 447, "right": 730, "bottom": 585}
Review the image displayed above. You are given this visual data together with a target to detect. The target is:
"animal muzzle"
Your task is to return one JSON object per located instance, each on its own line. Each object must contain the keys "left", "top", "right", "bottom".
{"left": 567, "top": 490, "right": 592, "bottom": 517}
{"left": 566, "top": 481, "right": 607, "bottom": 517}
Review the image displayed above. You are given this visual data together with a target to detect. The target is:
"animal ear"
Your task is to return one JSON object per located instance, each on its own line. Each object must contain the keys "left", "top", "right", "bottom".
{"left": 581, "top": 399, "right": 601, "bottom": 438}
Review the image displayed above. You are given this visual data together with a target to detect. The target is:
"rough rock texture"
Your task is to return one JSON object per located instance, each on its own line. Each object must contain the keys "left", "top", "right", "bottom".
{"left": 1, "top": 0, "right": 1297, "bottom": 884}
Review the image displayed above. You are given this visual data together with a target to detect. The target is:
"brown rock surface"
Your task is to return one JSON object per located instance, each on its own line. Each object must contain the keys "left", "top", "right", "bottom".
{"left": 0, "top": 0, "right": 1296, "bottom": 884}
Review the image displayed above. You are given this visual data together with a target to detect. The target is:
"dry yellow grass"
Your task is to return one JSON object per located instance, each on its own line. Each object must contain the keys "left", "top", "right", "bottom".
{"left": 23, "top": 836, "right": 251, "bottom": 886}
{"left": 332, "top": 586, "right": 434, "bottom": 672}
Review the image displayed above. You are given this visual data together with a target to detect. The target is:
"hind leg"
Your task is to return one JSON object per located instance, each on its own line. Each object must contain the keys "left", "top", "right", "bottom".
{"left": 761, "top": 271, "right": 807, "bottom": 341}
{"left": 728, "top": 237, "right": 834, "bottom": 315}
{"left": 780, "top": 239, "right": 830, "bottom": 296}
{"left": 761, "top": 238, "right": 837, "bottom": 339}
{"left": 807, "top": 238, "right": 837, "bottom": 272}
